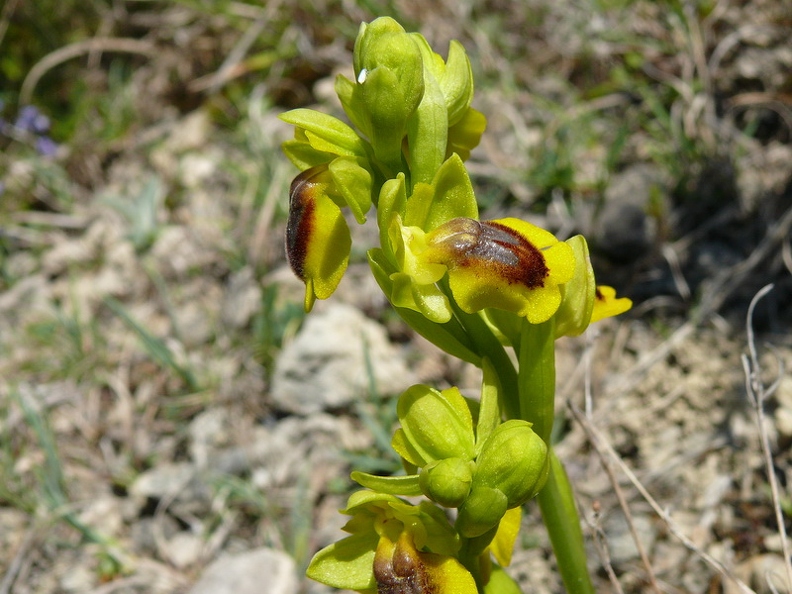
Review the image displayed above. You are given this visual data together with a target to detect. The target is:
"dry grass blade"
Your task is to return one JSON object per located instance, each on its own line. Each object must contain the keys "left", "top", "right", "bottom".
{"left": 0, "top": 0, "right": 19, "bottom": 49}
{"left": 568, "top": 401, "right": 755, "bottom": 594}
{"left": 742, "top": 284, "right": 792, "bottom": 593}
{"left": 20, "top": 37, "right": 157, "bottom": 105}
{"left": 0, "top": 524, "right": 35, "bottom": 594}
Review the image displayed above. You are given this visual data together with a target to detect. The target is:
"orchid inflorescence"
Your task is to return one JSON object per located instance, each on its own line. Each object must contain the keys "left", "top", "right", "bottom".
{"left": 280, "top": 17, "right": 631, "bottom": 593}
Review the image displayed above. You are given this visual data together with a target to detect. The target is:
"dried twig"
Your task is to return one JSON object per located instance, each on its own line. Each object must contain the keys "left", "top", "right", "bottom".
{"left": 584, "top": 503, "right": 626, "bottom": 594}
{"left": 741, "top": 284, "right": 792, "bottom": 592}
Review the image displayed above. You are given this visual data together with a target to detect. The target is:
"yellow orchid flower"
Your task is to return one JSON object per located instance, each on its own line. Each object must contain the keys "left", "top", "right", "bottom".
{"left": 416, "top": 217, "right": 576, "bottom": 324}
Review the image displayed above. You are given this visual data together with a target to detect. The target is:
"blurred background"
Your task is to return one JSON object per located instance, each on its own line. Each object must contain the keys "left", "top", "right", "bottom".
{"left": 1, "top": 1, "right": 791, "bottom": 592}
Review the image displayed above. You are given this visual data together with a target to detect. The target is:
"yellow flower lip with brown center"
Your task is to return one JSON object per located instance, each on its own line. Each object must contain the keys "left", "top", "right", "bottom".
{"left": 373, "top": 530, "right": 477, "bottom": 594}
{"left": 421, "top": 217, "right": 575, "bottom": 324}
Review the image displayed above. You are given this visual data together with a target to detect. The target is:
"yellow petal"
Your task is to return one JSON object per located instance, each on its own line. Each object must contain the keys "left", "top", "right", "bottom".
{"left": 489, "top": 507, "right": 521, "bottom": 567}
{"left": 590, "top": 285, "right": 632, "bottom": 324}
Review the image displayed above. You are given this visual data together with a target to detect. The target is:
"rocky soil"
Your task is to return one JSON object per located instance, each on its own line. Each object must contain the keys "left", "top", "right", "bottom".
{"left": 1, "top": 1, "right": 792, "bottom": 593}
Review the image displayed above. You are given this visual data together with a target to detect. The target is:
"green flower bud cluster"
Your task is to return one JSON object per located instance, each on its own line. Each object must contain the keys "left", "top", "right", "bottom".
{"left": 353, "top": 368, "right": 548, "bottom": 541}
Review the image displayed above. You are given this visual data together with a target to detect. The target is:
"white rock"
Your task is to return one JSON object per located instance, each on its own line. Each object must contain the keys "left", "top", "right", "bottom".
{"left": 221, "top": 266, "right": 262, "bottom": 329}
{"left": 776, "top": 406, "right": 792, "bottom": 438}
{"left": 187, "top": 548, "right": 298, "bottom": 594}
{"left": 189, "top": 408, "right": 231, "bottom": 468}
{"left": 163, "top": 531, "right": 205, "bottom": 569}
{"left": 271, "top": 304, "right": 414, "bottom": 414}
{"left": 129, "top": 462, "right": 196, "bottom": 500}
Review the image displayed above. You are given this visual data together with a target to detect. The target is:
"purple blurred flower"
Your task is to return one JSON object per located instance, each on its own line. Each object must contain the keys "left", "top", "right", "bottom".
{"left": 35, "top": 136, "right": 59, "bottom": 157}
{"left": 15, "top": 105, "right": 51, "bottom": 134}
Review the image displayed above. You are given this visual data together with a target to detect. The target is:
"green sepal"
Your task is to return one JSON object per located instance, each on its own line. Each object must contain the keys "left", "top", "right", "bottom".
{"left": 279, "top": 108, "right": 367, "bottom": 158}
{"left": 328, "top": 156, "right": 373, "bottom": 224}
{"left": 475, "top": 358, "right": 502, "bottom": 458}
{"left": 554, "top": 235, "right": 596, "bottom": 338}
{"left": 377, "top": 174, "right": 408, "bottom": 259}
{"left": 351, "top": 471, "right": 422, "bottom": 496}
{"left": 392, "top": 427, "right": 428, "bottom": 468}
{"left": 404, "top": 154, "right": 478, "bottom": 232}
{"left": 447, "top": 107, "right": 487, "bottom": 161}
{"left": 334, "top": 73, "right": 372, "bottom": 139}
{"left": 484, "top": 565, "right": 523, "bottom": 594}
{"left": 305, "top": 531, "right": 378, "bottom": 591}
{"left": 390, "top": 271, "right": 452, "bottom": 324}
{"left": 410, "top": 35, "right": 474, "bottom": 127}
{"left": 439, "top": 40, "right": 474, "bottom": 126}
{"left": 367, "top": 248, "right": 480, "bottom": 364}
{"left": 281, "top": 138, "right": 335, "bottom": 171}
{"left": 407, "top": 35, "right": 449, "bottom": 187}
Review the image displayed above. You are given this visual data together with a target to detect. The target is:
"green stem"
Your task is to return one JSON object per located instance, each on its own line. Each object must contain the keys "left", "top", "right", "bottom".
{"left": 517, "top": 318, "right": 594, "bottom": 592}
{"left": 516, "top": 318, "right": 555, "bottom": 443}
{"left": 451, "top": 305, "right": 520, "bottom": 421}
{"left": 538, "top": 449, "right": 595, "bottom": 594}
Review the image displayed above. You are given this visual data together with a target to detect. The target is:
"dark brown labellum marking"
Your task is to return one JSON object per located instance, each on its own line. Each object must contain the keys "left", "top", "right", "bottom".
{"left": 432, "top": 218, "right": 549, "bottom": 289}
{"left": 373, "top": 535, "right": 436, "bottom": 594}
{"left": 285, "top": 165, "right": 328, "bottom": 281}
{"left": 478, "top": 221, "right": 549, "bottom": 288}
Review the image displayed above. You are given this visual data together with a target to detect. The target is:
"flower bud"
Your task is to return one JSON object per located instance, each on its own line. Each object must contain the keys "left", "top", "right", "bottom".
{"left": 455, "top": 485, "right": 508, "bottom": 538}
{"left": 419, "top": 457, "right": 473, "bottom": 508}
{"left": 352, "top": 18, "right": 425, "bottom": 166}
{"left": 397, "top": 385, "right": 475, "bottom": 466}
{"left": 473, "top": 420, "right": 548, "bottom": 508}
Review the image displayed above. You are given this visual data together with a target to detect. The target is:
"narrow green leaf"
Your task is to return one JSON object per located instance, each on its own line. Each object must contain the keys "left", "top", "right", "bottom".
{"left": 279, "top": 109, "right": 367, "bottom": 157}
{"left": 351, "top": 471, "right": 422, "bottom": 496}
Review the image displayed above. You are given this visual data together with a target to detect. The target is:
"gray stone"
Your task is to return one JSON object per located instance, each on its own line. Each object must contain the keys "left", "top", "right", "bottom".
{"left": 130, "top": 462, "right": 196, "bottom": 500}
{"left": 221, "top": 266, "right": 262, "bottom": 329}
{"left": 594, "top": 164, "right": 667, "bottom": 262}
{"left": 189, "top": 408, "right": 232, "bottom": 468}
{"left": 187, "top": 548, "right": 298, "bottom": 594}
{"left": 249, "top": 413, "right": 370, "bottom": 492}
{"left": 602, "top": 512, "right": 656, "bottom": 565}
{"left": 271, "top": 303, "right": 415, "bottom": 414}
